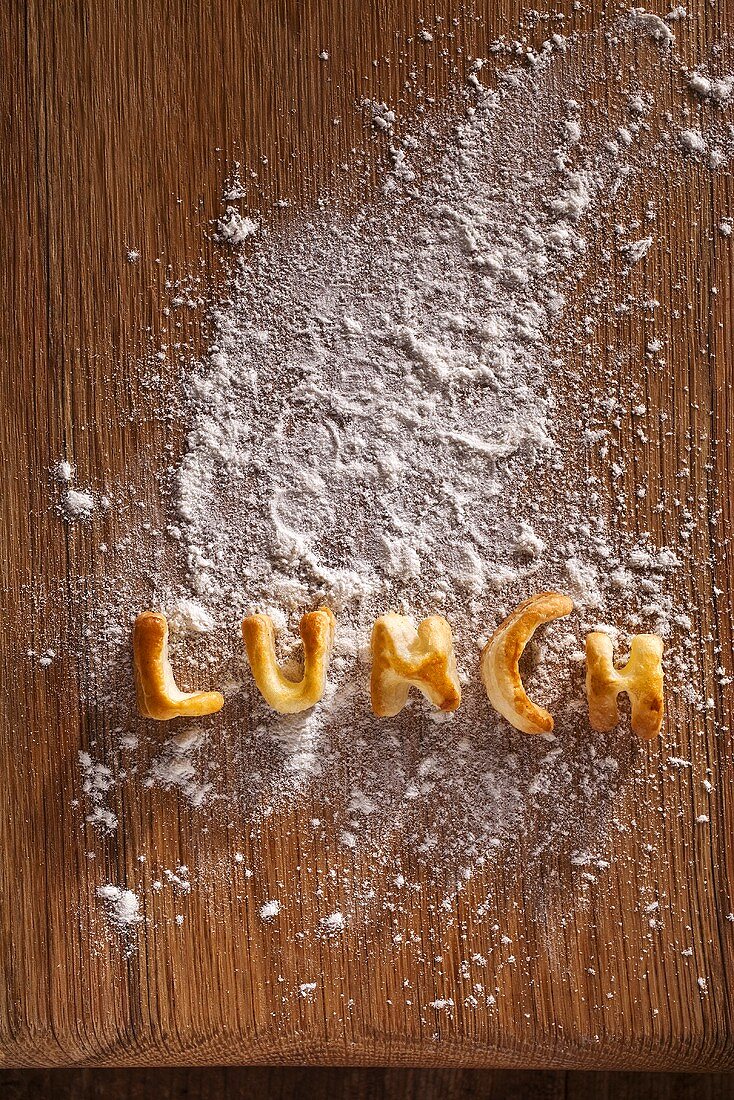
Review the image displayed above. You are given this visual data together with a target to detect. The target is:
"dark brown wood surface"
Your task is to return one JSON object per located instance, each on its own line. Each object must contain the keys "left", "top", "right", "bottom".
{"left": 2, "top": 0, "right": 734, "bottom": 1071}
{"left": 1, "top": 1067, "right": 734, "bottom": 1100}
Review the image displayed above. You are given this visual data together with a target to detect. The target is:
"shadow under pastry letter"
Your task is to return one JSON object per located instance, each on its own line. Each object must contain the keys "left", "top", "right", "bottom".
{"left": 241, "top": 606, "right": 336, "bottom": 714}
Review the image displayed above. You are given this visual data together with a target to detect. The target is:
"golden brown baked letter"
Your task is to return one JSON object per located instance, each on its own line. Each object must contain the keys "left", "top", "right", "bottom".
{"left": 133, "top": 611, "right": 225, "bottom": 720}
{"left": 480, "top": 591, "right": 574, "bottom": 735}
{"left": 370, "top": 613, "right": 461, "bottom": 718}
{"left": 241, "top": 607, "right": 336, "bottom": 714}
{"left": 585, "top": 632, "right": 664, "bottom": 740}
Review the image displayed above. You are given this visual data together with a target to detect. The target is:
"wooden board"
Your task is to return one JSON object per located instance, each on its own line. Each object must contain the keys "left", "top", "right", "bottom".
{"left": 2, "top": 0, "right": 734, "bottom": 1071}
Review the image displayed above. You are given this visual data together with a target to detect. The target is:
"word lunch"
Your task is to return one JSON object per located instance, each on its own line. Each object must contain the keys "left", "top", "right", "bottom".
{"left": 132, "top": 592, "right": 664, "bottom": 740}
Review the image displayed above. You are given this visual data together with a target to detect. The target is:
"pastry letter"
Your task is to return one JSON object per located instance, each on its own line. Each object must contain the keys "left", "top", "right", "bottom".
{"left": 585, "top": 632, "right": 664, "bottom": 739}
{"left": 480, "top": 592, "right": 574, "bottom": 735}
{"left": 242, "top": 607, "right": 335, "bottom": 714}
{"left": 133, "top": 611, "right": 224, "bottom": 720}
{"left": 371, "top": 614, "right": 461, "bottom": 717}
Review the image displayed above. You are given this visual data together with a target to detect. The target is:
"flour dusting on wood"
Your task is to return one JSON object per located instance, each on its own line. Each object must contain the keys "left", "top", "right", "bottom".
{"left": 57, "top": 11, "right": 733, "bottom": 964}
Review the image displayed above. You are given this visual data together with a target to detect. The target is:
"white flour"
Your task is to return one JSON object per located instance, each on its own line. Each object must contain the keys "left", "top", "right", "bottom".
{"left": 61, "top": 488, "right": 96, "bottom": 521}
{"left": 56, "top": 463, "right": 110, "bottom": 522}
{"left": 215, "top": 208, "right": 259, "bottom": 246}
{"left": 259, "top": 899, "right": 281, "bottom": 921}
{"left": 96, "top": 884, "right": 142, "bottom": 930}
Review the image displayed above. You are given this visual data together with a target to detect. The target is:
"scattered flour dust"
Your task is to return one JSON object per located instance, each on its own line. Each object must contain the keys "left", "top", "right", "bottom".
{"left": 144, "top": 727, "right": 214, "bottom": 807}
{"left": 79, "top": 751, "right": 118, "bottom": 830}
{"left": 61, "top": 488, "right": 96, "bottom": 521}
{"left": 55, "top": 460, "right": 110, "bottom": 522}
{"left": 215, "top": 207, "right": 259, "bottom": 246}
{"left": 71, "top": 11, "right": 734, "bottom": 925}
{"left": 96, "top": 884, "right": 142, "bottom": 930}
{"left": 259, "top": 899, "right": 282, "bottom": 921}
{"left": 319, "top": 912, "right": 346, "bottom": 936}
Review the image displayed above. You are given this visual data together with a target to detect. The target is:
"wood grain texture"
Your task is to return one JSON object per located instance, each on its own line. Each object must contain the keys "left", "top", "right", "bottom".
{"left": 2, "top": 0, "right": 734, "bottom": 1071}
